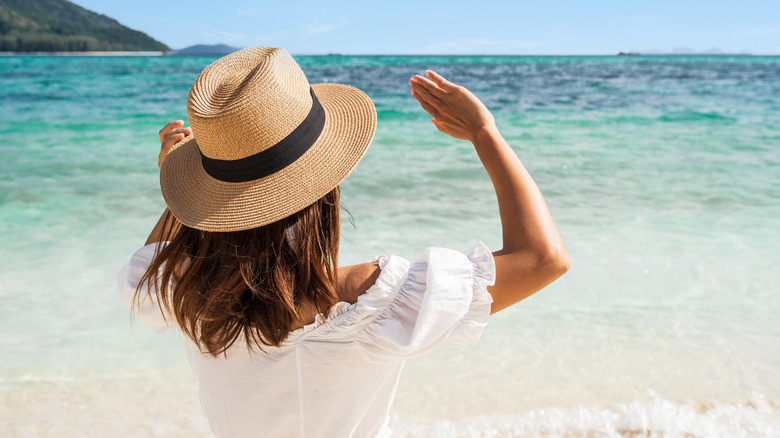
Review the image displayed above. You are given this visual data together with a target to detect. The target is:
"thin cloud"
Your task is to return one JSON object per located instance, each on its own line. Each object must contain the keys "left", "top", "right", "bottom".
{"left": 307, "top": 18, "right": 347, "bottom": 35}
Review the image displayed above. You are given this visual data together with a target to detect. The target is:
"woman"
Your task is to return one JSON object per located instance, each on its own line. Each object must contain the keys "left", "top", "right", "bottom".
{"left": 118, "top": 47, "right": 568, "bottom": 437}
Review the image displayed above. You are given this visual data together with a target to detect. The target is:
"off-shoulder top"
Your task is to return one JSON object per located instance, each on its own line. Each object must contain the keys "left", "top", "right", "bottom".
{"left": 117, "top": 243, "right": 495, "bottom": 438}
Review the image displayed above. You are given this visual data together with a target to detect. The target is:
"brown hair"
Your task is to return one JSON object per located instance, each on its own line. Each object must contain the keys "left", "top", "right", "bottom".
{"left": 135, "top": 188, "right": 341, "bottom": 356}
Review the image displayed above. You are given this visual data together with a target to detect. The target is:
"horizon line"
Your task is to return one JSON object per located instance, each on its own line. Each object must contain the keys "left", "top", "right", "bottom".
{"left": 3, "top": 51, "right": 779, "bottom": 57}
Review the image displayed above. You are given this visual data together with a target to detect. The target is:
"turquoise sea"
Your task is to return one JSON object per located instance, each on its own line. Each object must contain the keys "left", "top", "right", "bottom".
{"left": 1, "top": 55, "right": 779, "bottom": 436}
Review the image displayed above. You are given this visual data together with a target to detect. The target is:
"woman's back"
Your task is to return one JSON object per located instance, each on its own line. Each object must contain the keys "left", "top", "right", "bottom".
{"left": 120, "top": 243, "right": 494, "bottom": 437}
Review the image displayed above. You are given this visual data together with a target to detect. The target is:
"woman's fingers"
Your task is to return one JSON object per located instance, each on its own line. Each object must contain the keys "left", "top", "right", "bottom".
{"left": 411, "top": 88, "right": 457, "bottom": 125}
{"left": 166, "top": 127, "right": 191, "bottom": 142}
{"left": 158, "top": 124, "right": 191, "bottom": 168}
{"left": 409, "top": 78, "right": 443, "bottom": 107}
{"left": 411, "top": 81, "right": 464, "bottom": 128}
{"left": 410, "top": 82, "right": 455, "bottom": 123}
{"left": 159, "top": 120, "right": 184, "bottom": 142}
{"left": 161, "top": 128, "right": 192, "bottom": 149}
{"left": 426, "top": 70, "right": 458, "bottom": 92}
{"left": 411, "top": 89, "right": 439, "bottom": 118}
{"left": 410, "top": 71, "right": 496, "bottom": 142}
{"left": 412, "top": 74, "right": 449, "bottom": 99}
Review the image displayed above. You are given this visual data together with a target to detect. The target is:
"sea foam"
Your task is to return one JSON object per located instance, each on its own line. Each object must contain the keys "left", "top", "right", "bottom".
{"left": 392, "top": 391, "right": 780, "bottom": 438}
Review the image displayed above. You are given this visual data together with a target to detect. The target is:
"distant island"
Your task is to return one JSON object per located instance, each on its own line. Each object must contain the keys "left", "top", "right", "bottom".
{"left": 0, "top": 0, "right": 169, "bottom": 52}
{"left": 175, "top": 44, "right": 241, "bottom": 56}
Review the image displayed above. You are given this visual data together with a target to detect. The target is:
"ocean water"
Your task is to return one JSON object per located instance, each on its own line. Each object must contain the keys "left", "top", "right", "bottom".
{"left": 1, "top": 54, "right": 779, "bottom": 437}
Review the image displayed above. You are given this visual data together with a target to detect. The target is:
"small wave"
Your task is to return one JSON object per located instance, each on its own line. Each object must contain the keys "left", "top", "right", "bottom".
{"left": 658, "top": 110, "right": 737, "bottom": 123}
{"left": 392, "top": 391, "right": 780, "bottom": 438}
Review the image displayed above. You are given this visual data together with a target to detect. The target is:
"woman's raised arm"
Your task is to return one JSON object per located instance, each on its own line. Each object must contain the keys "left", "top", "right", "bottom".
{"left": 410, "top": 71, "right": 569, "bottom": 314}
{"left": 144, "top": 120, "right": 190, "bottom": 245}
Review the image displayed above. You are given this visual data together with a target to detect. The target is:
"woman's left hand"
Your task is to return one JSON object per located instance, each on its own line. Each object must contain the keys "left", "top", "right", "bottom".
{"left": 157, "top": 120, "right": 192, "bottom": 168}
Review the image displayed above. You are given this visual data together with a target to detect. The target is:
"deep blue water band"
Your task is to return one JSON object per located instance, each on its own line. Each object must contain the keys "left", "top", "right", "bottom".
{"left": 200, "top": 88, "right": 326, "bottom": 183}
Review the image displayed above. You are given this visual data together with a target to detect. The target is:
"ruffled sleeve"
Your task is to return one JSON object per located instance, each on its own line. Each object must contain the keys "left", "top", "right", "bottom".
{"left": 355, "top": 243, "right": 495, "bottom": 360}
{"left": 116, "top": 242, "right": 174, "bottom": 334}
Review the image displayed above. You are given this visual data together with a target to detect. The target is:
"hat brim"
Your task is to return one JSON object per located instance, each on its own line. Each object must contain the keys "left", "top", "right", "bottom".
{"left": 160, "top": 83, "right": 377, "bottom": 232}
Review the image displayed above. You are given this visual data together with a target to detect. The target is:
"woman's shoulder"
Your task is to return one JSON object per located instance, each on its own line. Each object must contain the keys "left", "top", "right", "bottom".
{"left": 335, "top": 244, "right": 495, "bottom": 307}
{"left": 333, "top": 245, "right": 494, "bottom": 359}
{"left": 336, "top": 261, "right": 382, "bottom": 304}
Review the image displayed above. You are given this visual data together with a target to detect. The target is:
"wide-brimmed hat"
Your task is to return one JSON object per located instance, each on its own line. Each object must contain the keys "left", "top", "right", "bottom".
{"left": 160, "top": 47, "right": 377, "bottom": 232}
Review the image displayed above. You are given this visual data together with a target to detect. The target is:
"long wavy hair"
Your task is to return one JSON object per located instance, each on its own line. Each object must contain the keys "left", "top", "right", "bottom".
{"left": 135, "top": 188, "right": 341, "bottom": 356}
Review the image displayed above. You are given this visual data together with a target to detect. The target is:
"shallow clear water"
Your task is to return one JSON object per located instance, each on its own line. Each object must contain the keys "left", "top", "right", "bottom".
{"left": 1, "top": 55, "right": 779, "bottom": 436}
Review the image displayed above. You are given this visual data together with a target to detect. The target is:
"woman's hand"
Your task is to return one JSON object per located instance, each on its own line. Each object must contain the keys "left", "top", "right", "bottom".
{"left": 147, "top": 120, "right": 189, "bottom": 245}
{"left": 157, "top": 120, "right": 192, "bottom": 168}
{"left": 409, "top": 70, "right": 496, "bottom": 143}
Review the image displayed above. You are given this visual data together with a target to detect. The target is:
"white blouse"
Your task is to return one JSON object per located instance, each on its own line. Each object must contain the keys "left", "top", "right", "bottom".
{"left": 117, "top": 243, "right": 495, "bottom": 438}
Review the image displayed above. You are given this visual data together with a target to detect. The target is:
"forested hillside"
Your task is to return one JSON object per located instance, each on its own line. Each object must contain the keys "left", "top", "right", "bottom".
{"left": 0, "top": 0, "right": 169, "bottom": 52}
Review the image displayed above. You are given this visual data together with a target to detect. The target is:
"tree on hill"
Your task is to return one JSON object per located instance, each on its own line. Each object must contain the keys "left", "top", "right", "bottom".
{"left": 0, "top": 0, "right": 170, "bottom": 52}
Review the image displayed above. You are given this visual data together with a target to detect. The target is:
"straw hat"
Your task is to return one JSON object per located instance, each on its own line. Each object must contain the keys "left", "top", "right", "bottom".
{"left": 160, "top": 47, "right": 377, "bottom": 232}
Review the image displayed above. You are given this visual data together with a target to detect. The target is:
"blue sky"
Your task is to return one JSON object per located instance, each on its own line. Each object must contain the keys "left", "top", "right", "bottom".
{"left": 72, "top": 0, "right": 780, "bottom": 55}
